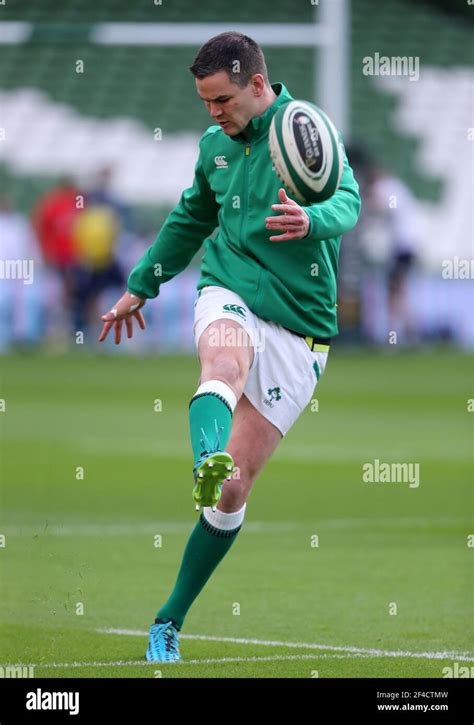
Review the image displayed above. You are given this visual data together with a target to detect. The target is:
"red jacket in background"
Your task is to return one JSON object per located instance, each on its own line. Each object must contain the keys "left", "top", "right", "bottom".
{"left": 33, "top": 186, "right": 81, "bottom": 268}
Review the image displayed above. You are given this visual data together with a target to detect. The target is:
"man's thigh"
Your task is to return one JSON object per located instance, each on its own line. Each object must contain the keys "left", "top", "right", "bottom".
{"left": 218, "top": 393, "right": 283, "bottom": 512}
{"left": 194, "top": 286, "right": 259, "bottom": 384}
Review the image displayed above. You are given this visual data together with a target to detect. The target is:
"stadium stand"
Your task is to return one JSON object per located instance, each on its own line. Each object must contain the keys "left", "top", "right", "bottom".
{"left": 0, "top": 0, "right": 472, "bottom": 347}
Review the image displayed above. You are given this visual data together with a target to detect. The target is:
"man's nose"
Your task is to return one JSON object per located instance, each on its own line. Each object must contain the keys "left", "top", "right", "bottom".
{"left": 209, "top": 103, "right": 222, "bottom": 118}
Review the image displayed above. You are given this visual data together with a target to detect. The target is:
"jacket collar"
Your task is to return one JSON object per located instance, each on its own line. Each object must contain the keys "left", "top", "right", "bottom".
{"left": 230, "top": 82, "right": 293, "bottom": 144}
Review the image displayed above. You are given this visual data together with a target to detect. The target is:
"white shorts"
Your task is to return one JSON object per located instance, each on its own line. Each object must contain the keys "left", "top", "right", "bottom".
{"left": 192, "top": 285, "right": 329, "bottom": 436}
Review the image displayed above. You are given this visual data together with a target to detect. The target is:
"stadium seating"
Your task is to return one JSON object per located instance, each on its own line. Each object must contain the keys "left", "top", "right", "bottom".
{"left": 0, "top": 0, "right": 472, "bottom": 258}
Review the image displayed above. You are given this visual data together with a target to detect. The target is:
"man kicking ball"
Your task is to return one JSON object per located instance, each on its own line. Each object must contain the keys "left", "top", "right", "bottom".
{"left": 99, "top": 31, "right": 361, "bottom": 663}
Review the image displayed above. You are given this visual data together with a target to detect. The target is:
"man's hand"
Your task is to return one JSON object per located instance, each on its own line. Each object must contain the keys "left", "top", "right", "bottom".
{"left": 99, "top": 291, "right": 146, "bottom": 344}
{"left": 265, "top": 188, "right": 310, "bottom": 242}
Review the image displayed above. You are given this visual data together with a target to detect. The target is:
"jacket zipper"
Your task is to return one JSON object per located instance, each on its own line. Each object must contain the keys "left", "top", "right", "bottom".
{"left": 240, "top": 143, "right": 251, "bottom": 249}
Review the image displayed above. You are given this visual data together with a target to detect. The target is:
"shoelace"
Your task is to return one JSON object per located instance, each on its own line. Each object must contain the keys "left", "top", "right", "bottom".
{"left": 163, "top": 625, "right": 178, "bottom": 655}
{"left": 199, "top": 418, "right": 224, "bottom": 456}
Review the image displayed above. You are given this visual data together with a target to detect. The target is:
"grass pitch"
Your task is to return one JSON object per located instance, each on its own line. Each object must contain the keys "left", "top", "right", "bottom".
{"left": 0, "top": 348, "right": 472, "bottom": 678}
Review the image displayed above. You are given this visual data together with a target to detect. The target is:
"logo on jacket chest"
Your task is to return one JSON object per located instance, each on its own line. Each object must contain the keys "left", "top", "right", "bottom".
{"left": 214, "top": 155, "right": 228, "bottom": 168}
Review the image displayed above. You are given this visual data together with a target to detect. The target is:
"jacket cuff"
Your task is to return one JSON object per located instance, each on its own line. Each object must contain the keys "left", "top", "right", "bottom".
{"left": 127, "top": 287, "right": 145, "bottom": 299}
{"left": 302, "top": 208, "right": 312, "bottom": 239}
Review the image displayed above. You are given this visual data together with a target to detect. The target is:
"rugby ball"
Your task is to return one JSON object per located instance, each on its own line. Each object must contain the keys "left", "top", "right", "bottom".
{"left": 269, "top": 100, "right": 344, "bottom": 203}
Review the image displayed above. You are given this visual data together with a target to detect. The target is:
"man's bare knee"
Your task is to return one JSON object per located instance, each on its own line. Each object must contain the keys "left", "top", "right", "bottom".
{"left": 198, "top": 321, "right": 253, "bottom": 391}
{"left": 202, "top": 352, "right": 243, "bottom": 387}
{"left": 200, "top": 346, "right": 251, "bottom": 400}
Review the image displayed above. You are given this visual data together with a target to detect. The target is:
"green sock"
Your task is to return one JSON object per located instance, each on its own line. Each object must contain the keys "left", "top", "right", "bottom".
{"left": 156, "top": 513, "right": 242, "bottom": 629}
{"left": 189, "top": 388, "right": 234, "bottom": 464}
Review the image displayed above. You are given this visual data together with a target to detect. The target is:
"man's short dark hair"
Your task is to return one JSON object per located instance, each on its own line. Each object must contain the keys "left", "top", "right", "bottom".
{"left": 190, "top": 31, "right": 269, "bottom": 88}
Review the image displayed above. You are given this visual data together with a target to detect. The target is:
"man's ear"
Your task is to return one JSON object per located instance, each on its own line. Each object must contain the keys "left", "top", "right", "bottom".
{"left": 251, "top": 74, "right": 266, "bottom": 96}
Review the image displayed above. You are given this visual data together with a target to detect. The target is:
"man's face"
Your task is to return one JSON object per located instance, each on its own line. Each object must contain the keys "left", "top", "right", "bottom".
{"left": 195, "top": 71, "right": 262, "bottom": 136}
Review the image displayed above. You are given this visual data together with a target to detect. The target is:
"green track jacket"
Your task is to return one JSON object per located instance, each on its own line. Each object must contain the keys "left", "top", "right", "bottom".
{"left": 127, "top": 82, "right": 361, "bottom": 338}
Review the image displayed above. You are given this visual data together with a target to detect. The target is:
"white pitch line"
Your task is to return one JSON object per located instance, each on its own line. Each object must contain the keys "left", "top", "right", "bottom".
{"left": 96, "top": 628, "right": 474, "bottom": 662}
{"left": 0, "top": 653, "right": 370, "bottom": 669}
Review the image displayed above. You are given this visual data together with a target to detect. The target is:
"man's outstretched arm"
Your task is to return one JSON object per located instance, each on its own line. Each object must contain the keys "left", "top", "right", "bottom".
{"left": 99, "top": 136, "right": 219, "bottom": 343}
{"left": 127, "top": 138, "right": 219, "bottom": 299}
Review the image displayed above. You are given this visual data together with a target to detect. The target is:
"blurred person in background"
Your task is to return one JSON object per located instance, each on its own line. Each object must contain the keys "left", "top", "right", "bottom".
{"left": 32, "top": 176, "right": 82, "bottom": 338}
{"left": 69, "top": 202, "right": 124, "bottom": 335}
{"left": 32, "top": 171, "right": 128, "bottom": 338}
{"left": 32, "top": 175, "right": 81, "bottom": 273}
{"left": 86, "top": 165, "right": 135, "bottom": 239}
{"left": 362, "top": 163, "right": 421, "bottom": 345}
{"left": 0, "top": 196, "right": 46, "bottom": 351}
{"left": 66, "top": 166, "right": 136, "bottom": 336}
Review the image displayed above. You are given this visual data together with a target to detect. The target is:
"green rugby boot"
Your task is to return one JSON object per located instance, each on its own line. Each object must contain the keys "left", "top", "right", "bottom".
{"left": 192, "top": 419, "right": 234, "bottom": 512}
